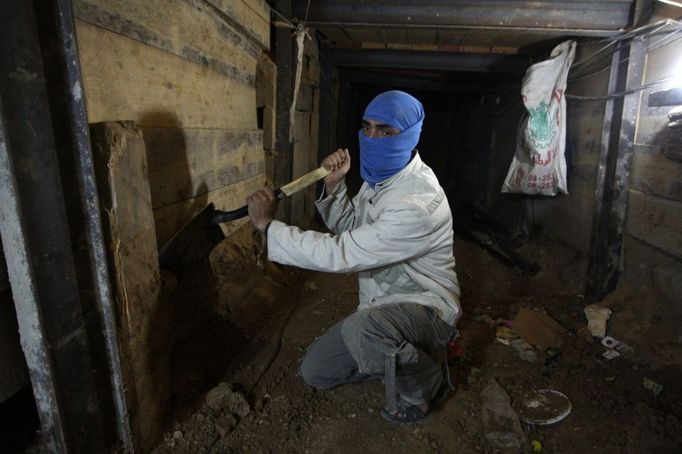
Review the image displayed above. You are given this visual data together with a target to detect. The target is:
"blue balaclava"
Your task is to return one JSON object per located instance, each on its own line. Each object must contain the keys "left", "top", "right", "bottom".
{"left": 358, "top": 90, "right": 425, "bottom": 189}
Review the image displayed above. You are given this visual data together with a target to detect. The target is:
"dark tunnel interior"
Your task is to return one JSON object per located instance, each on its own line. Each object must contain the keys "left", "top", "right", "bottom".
{"left": 333, "top": 68, "right": 529, "bottom": 236}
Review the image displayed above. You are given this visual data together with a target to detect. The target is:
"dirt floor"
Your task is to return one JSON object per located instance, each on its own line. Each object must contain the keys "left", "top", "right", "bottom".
{"left": 153, "top": 227, "right": 682, "bottom": 454}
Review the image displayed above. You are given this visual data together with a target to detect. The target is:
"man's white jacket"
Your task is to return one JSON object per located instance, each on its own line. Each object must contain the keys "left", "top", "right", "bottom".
{"left": 267, "top": 153, "right": 461, "bottom": 326}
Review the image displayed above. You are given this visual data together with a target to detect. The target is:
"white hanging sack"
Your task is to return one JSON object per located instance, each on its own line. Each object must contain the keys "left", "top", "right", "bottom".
{"left": 502, "top": 40, "right": 576, "bottom": 196}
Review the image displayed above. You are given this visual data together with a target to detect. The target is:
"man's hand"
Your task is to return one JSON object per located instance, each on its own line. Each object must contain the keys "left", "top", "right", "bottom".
{"left": 322, "top": 148, "right": 351, "bottom": 193}
{"left": 247, "top": 187, "right": 278, "bottom": 233}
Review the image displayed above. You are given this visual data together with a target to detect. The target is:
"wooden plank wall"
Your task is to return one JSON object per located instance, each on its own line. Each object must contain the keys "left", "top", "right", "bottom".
{"left": 533, "top": 34, "right": 682, "bottom": 302}
{"left": 72, "top": 0, "right": 273, "bottom": 449}
{"left": 623, "top": 36, "right": 682, "bottom": 302}
{"left": 74, "top": 0, "right": 271, "bottom": 246}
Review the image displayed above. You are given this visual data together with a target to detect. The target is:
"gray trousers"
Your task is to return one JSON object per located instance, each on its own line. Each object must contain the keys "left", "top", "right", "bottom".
{"left": 299, "top": 303, "right": 456, "bottom": 408}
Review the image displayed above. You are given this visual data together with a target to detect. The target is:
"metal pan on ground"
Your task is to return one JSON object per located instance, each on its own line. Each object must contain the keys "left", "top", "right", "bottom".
{"left": 513, "top": 389, "right": 571, "bottom": 425}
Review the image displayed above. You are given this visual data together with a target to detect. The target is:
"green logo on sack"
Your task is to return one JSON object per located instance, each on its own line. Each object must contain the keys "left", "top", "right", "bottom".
{"left": 527, "top": 101, "right": 556, "bottom": 149}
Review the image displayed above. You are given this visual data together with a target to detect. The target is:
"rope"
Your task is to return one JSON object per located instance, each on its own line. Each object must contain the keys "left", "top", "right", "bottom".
{"left": 289, "top": 26, "right": 311, "bottom": 142}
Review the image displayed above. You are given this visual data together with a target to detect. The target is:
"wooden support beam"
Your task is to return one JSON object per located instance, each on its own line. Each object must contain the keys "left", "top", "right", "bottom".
{"left": 318, "top": 39, "right": 333, "bottom": 163}
{"left": 585, "top": 40, "right": 646, "bottom": 302}
{"left": 91, "top": 121, "right": 168, "bottom": 453}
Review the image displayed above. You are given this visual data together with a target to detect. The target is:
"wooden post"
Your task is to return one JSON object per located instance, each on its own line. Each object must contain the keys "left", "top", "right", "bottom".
{"left": 585, "top": 40, "right": 646, "bottom": 301}
{"left": 274, "top": 0, "right": 294, "bottom": 223}
{"left": 91, "top": 121, "right": 169, "bottom": 452}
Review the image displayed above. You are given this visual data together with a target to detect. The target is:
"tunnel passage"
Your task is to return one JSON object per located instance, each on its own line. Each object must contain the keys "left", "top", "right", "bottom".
{"left": 332, "top": 68, "right": 529, "bottom": 234}
{"left": 2, "top": 0, "right": 682, "bottom": 452}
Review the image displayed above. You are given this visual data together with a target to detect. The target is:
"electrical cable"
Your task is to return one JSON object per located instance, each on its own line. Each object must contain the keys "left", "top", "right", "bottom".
{"left": 572, "top": 23, "right": 682, "bottom": 78}
{"left": 568, "top": 27, "right": 682, "bottom": 83}
{"left": 657, "top": 0, "right": 682, "bottom": 7}
{"left": 303, "top": 0, "right": 311, "bottom": 24}
{"left": 269, "top": 3, "right": 295, "bottom": 28}
{"left": 593, "top": 18, "right": 682, "bottom": 43}
{"left": 566, "top": 76, "right": 676, "bottom": 100}
{"left": 568, "top": 19, "right": 681, "bottom": 83}
{"left": 569, "top": 20, "right": 676, "bottom": 69}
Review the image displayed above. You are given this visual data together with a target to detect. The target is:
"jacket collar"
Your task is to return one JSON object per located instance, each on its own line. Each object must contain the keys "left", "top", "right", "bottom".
{"left": 371, "top": 151, "right": 422, "bottom": 192}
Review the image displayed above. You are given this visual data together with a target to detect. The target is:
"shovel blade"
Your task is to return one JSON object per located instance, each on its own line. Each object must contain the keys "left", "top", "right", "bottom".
{"left": 159, "top": 203, "right": 225, "bottom": 276}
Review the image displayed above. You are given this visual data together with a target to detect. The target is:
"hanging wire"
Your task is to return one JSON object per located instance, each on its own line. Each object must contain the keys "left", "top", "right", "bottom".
{"left": 570, "top": 22, "right": 682, "bottom": 78}
{"left": 565, "top": 19, "right": 674, "bottom": 72}
{"left": 270, "top": 4, "right": 295, "bottom": 28}
{"left": 657, "top": 0, "right": 682, "bottom": 8}
{"left": 568, "top": 25, "right": 682, "bottom": 83}
{"left": 566, "top": 76, "right": 677, "bottom": 100}
{"left": 303, "top": 0, "right": 311, "bottom": 24}
{"left": 595, "top": 18, "right": 682, "bottom": 43}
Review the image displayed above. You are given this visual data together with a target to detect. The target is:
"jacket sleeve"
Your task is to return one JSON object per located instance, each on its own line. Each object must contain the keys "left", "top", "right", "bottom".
{"left": 314, "top": 180, "right": 356, "bottom": 234}
{"left": 267, "top": 202, "right": 435, "bottom": 273}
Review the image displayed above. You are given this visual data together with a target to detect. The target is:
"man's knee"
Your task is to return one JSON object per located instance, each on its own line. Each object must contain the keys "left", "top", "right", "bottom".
{"left": 298, "top": 352, "right": 332, "bottom": 389}
{"left": 341, "top": 308, "right": 377, "bottom": 342}
{"left": 342, "top": 308, "right": 395, "bottom": 351}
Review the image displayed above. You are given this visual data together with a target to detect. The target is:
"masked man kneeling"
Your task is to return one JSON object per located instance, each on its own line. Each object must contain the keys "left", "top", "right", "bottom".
{"left": 246, "top": 90, "right": 461, "bottom": 424}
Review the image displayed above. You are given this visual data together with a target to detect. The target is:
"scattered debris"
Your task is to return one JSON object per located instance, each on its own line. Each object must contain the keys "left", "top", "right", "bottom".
{"left": 601, "top": 336, "right": 632, "bottom": 352}
{"left": 163, "top": 430, "right": 184, "bottom": 448}
{"left": 513, "top": 308, "right": 567, "bottom": 350}
{"left": 480, "top": 378, "right": 526, "bottom": 448}
{"left": 495, "top": 326, "right": 518, "bottom": 345}
{"left": 493, "top": 318, "right": 539, "bottom": 362}
{"left": 475, "top": 314, "right": 496, "bottom": 328}
{"left": 584, "top": 304, "right": 612, "bottom": 338}
{"left": 513, "top": 389, "right": 572, "bottom": 426}
{"left": 303, "top": 280, "right": 318, "bottom": 291}
{"left": 600, "top": 336, "right": 633, "bottom": 359}
{"left": 531, "top": 439, "right": 543, "bottom": 452}
{"left": 602, "top": 349, "right": 621, "bottom": 360}
{"left": 642, "top": 378, "right": 664, "bottom": 397}
{"left": 215, "top": 414, "right": 237, "bottom": 437}
{"left": 467, "top": 366, "right": 481, "bottom": 385}
{"left": 510, "top": 338, "right": 537, "bottom": 363}
{"left": 576, "top": 327, "right": 595, "bottom": 344}
{"left": 205, "top": 382, "right": 251, "bottom": 418}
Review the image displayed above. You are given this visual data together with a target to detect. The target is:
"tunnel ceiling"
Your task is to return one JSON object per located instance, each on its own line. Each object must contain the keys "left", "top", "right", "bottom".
{"left": 292, "top": 0, "right": 636, "bottom": 51}
{"left": 340, "top": 68, "right": 521, "bottom": 95}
